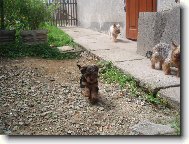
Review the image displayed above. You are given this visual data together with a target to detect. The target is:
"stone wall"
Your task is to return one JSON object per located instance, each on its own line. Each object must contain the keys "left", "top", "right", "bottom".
{"left": 0, "top": 30, "right": 16, "bottom": 44}
{"left": 77, "top": 0, "right": 126, "bottom": 38}
{"left": 137, "top": 5, "right": 180, "bottom": 56}
{"left": 157, "top": 0, "right": 179, "bottom": 11}
{"left": 20, "top": 30, "right": 48, "bottom": 45}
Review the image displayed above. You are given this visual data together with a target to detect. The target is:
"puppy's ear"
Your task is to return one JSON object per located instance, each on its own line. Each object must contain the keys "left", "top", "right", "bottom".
{"left": 94, "top": 65, "right": 99, "bottom": 72}
{"left": 113, "top": 24, "right": 116, "bottom": 28}
{"left": 80, "top": 66, "right": 87, "bottom": 74}
{"left": 77, "top": 64, "right": 81, "bottom": 69}
{"left": 77, "top": 65, "right": 87, "bottom": 74}
{"left": 116, "top": 24, "right": 120, "bottom": 28}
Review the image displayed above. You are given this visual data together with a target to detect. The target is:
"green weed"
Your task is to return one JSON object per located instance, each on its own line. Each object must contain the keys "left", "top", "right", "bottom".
{"left": 0, "top": 42, "right": 80, "bottom": 59}
{"left": 42, "top": 24, "right": 76, "bottom": 47}
{"left": 98, "top": 60, "right": 166, "bottom": 105}
{"left": 171, "top": 114, "right": 180, "bottom": 135}
{"left": 0, "top": 24, "right": 80, "bottom": 59}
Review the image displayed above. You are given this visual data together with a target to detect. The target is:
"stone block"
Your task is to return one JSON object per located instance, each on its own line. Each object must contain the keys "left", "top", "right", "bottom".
{"left": 137, "top": 6, "right": 180, "bottom": 56}
{"left": 158, "top": 87, "right": 180, "bottom": 110}
{"left": 20, "top": 30, "right": 48, "bottom": 45}
{"left": 130, "top": 120, "right": 176, "bottom": 135}
{"left": 0, "top": 30, "right": 16, "bottom": 44}
{"left": 160, "top": 6, "right": 180, "bottom": 45}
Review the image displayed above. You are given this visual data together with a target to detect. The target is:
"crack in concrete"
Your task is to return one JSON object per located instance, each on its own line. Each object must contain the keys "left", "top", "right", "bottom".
{"left": 153, "top": 84, "right": 180, "bottom": 95}
{"left": 115, "top": 58, "right": 145, "bottom": 62}
{"left": 91, "top": 49, "right": 110, "bottom": 51}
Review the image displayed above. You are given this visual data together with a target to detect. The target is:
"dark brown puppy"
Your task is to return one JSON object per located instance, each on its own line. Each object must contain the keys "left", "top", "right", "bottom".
{"left": 77, "top": 64, "right": 99, "bottom": 104}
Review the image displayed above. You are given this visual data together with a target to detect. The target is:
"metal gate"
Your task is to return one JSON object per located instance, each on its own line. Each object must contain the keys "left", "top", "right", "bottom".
{"left": 48, "top": 0, "right": 77, "bottom": 26}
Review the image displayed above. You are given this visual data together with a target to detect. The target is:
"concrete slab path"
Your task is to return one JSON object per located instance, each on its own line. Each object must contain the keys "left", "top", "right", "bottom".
{"left": 60, "top": 27, "right": 180, "bottom": 110}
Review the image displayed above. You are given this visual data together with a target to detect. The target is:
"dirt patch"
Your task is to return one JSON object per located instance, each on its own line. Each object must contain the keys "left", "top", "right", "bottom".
{"left": 0, "top": 54, "right": 178, "bottom": 135}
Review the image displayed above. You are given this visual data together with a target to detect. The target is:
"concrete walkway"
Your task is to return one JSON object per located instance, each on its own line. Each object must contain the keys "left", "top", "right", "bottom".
{"left": 60, "top": 27, "right": 180, "bottom": 110}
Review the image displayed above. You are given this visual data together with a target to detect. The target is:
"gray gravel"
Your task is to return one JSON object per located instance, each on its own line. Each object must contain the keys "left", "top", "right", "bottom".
{"left": 0, "top": 54, "right": 178, "bottom": 135}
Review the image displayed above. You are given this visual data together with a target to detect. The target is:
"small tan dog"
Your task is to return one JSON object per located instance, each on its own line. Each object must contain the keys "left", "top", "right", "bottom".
{"left": 109, "top": 24, "right": 121, "bottom": 42}
{"left": 162, "top": 43, "right": 180, "bottom": 77}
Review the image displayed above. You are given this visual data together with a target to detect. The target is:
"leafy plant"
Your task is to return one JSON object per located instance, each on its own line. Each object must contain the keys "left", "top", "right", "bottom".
{"left": 145, "top": 93, "right": 161, "bottom": 104}
{"left": 98, "top": 61, "right": 134, "bottom": 89}
{"left": 42, "top": 23, "right": 76, "bottom": 47}
{"left": 0, "top": 24, "right": 80, "bottom": 60}
{"left": 98, "top": 60, "right": 167, "bottom": 106}
{"left": 0, "top": 42, "right": 80, "bottom": 59}
{"left": 3, "top": 0, "right": 59, "bottom": 30}
{"left": 171, "top": 114, "right": 180, "bottom": 135}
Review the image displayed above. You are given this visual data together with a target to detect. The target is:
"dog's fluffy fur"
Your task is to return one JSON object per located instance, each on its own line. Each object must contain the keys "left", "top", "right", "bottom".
{"left": 109, "top": 24, "right": 121, "bottom": 42}
{"left": 151, "top": 43, "right": 171, "bottom": 70}
{"left": 162, "top": 44, "right": 180, "bottom": 77}
{"left": 151, "top": 41, "right": 180, "bottom": 77}
{"left": 77, "top": 64, "right": 99, "bottom": 104}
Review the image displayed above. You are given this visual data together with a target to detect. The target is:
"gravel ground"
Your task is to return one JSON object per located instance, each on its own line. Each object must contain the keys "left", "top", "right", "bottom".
{"left": 0, "top": 52, "right": 178, "bottom": 135}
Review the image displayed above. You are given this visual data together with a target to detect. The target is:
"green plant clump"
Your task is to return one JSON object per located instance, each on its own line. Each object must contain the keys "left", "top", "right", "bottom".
{"left": 171, "top": 114, "right": 180, "bottom": 135}
{"left": 98, "top": 60, "right": 165, "bottom": 105}
{"left": 2, "top": 0, "right": 58, "bottom": 30}
{"left": 98, "top": 61, "right": 133, "bottom": 89}
{"left": 0, "top": 42, "right": 80, "bottom": 60}
{"left": 43, "top": 24, "right": 76, "bottom": 47}
{"left": 0, "top": 24, "right": 79, "bottom": 60}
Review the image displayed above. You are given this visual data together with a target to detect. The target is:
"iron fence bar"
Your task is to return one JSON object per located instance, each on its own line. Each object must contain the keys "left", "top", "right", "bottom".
{"left": 70, "top": 0, "right": 73, "bottom": 26}
{"left": 65, "top": 0, "right": 67, "bottom": 26}
{"left": 49, "top": 0, "right": 77, "bottom": 27}
{"left": 63, "top": 1, "right": 66, "bottom": 26}
{"left": 75, "top": 0, "right": 77, "bottom": 26}
{"left": 60, "top": 0, "right": 62, "bottom": 26}
{"left": 68, "top": 0, "right": 70, "bottom": 26}
{"left": 0, "top": 0, "right": 5, "bottom": 30}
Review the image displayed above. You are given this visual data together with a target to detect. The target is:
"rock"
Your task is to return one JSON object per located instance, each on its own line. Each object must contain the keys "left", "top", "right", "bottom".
{"left": 49, "top": 78, "right": 55, "bottom": 81}
{"left": 67, "top": 130, "right": 73, "bottom": 134}
{"left": 0, "top": 75, "right": 6, "bottom": 80}
{"left": 4, "top": 130, "right": 12, "bottom": 135}
{"left": 57, "top": 46, "right": 74, "bottom": 52}
{"left": 19, "top": 122, "right": 24, "bottom": 126}
{"left": 41, "top": 111, "right": 53, "bottom": 117}
{"left": 13, "top": 126, "right": 19, "bottom": 131}
{"left": 98, "top": 126, "right": 103, "bottom": 132}
{"left": 130, "top": 120, "right": 175, "bottom": 135}
{"left": 99, "top": 107, "right": 104, "bottom": 111}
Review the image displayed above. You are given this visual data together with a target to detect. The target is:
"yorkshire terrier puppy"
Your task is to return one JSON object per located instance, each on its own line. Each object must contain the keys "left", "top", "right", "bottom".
{"left": 77, "top": 64, "right": 99, "bottom": 104}
{"left": 151, "top": 43, "right": 171, "bottom": 70}
{"left": 162, "top": 43, "right": 180, "bottom": 77}
{"left": 151, "top": 41, "right": 180, "bottom": 77}
{"left": 109, "top": 24, "right": 121, "bottom": 42}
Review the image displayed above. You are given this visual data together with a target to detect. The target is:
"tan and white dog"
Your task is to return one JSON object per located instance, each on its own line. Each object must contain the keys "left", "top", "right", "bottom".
{"left": 109, "top": 24, "right": 121, "bottom": 42}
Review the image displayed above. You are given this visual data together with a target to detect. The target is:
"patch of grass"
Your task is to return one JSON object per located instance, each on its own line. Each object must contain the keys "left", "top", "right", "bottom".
{"left": 98, "top": 60, "right": 166, "bottom": 105}
{"left": 42, "top": 23, "right": 76, "bottom": 47}
{"left": 0, "top": 24, "right": 80, "bottom": 59}
{"left": 0, "top": 42, "right": 80, "bottom": 59}
{"left": 145, "top": 93, "right": 161, "bottom": 105}
{"left": 171, "top": 114, "right": 180, "bottom": 135}
{"left": 98, "top": 61, "right": 133, "bottom": 89}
